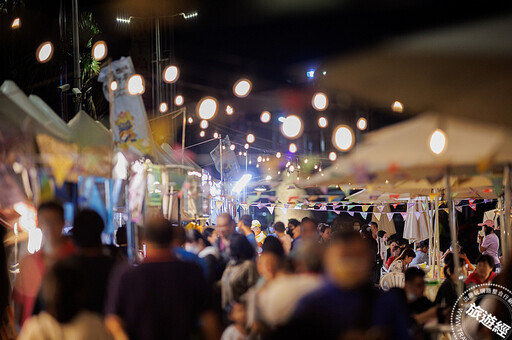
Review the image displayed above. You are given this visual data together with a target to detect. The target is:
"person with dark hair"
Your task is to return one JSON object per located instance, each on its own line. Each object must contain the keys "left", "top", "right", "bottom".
{"left": 478, "top": 220, "right": 500, "bottom": 269}
{"left": 465, "top": 254, "right": 496, "bottom": 286}
{"left": 385, "top": 246, "right": 402, "bottom": 269}
{"left": 287, "top": 219, "right": 300, "bottom": 239}
{"left": 319, "top": 224, "right": 332, "bottom": 244}
{"left": 221, "top": 301, "right": 248, "bottom": 340}
{"left": 105, "top": 217, "right": 220, "bottom": 340}
{"left": 185, "top": 229, "right": 222, "bottom": 283}
{"left": 410, "top": 240, "right": 429, "bottom": 266}
{"left": 203, "top": 227, "right": 218, "bottom": 246}
{"left": 273, "top": 222, "right": 292, "bottom": 254}
{"left": 370, "top": 222, "right": 379, "bottom": 240}
{"left": 389, "top": 248, "right": 416, "bottom": 273}
{"left": 221, "top": 233, "right": 258, "bottom": 310}
{"left": 19, "top": 261, "right": 111, "bottom": 340}
{"left": 13, "top": 201, "right": 75, "bottom": 327}
{"left": 215, "top": 213, "right": 237, "bottom": 266}
{"left": 62, "top": 209, "right": 115, "bottom": 315}
{"left": 276, "top": 231, "right": 409, "bottom": 339}
{"left": 377, "top": 230, "right": 388, "bottom": 263}
{"left": 172, "top": 226, "right": 208, "bottom": 279}
{"left": 237, "top": 215, "right": 257, "bottom": 249}
{"left": 434, "top": 253, "right": 458, "bottom": 310}
{"left": 291, "top": 218, "right": 318, "bottom": 251}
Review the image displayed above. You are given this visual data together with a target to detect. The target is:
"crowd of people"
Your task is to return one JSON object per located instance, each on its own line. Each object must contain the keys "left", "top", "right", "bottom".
{"left": 0, "top": 202, "right": 510, "bottom": 340}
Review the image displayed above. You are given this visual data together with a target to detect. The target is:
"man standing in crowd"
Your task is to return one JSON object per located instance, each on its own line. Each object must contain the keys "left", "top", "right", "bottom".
{"left": 478, "top": 220, "right": 500, "bottom": 270}
{"left": 273, "top": 222, "right": 292, "bottom": 254}
{"left": 277, "top": 231, "right": 409, "bottom": 339}
{"left": 105, "top": 218, "right": 220, "bottom": 340}
{"left": 13, "top": 201, "right": 75, "bottom": 327}
{"left": 65, "top": 209, "right": 114, "bottom": 315}
{"left": 215, "top": 213, "right": 237, "bottom": 265}
{"left": 287, "top": 219, "right": 300, "bottom": 239}
{"left": 410, "top": 240, "right": 429, "bottom": 266}
{"left": 291, "top": 218, "right": 318, "bottom": 251}
{"left": 237, "top": 215, "right": 257, "bottom": 248}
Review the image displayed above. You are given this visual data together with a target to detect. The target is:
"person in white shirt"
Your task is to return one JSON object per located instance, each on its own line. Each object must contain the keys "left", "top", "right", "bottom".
{"left": 410, "top": 240, "right": 429, "bottom": 266}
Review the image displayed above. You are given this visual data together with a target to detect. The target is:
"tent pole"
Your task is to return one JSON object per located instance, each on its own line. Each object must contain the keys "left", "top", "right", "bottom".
{"left": 505, "top": 164, "right": 511, "bottom": 263}
{"left": 434, "top": 190, "right": 441, "bottom": 280}
{"left": 498, "top": 198, "right": 507, "bottom": 267}
{"left": 446, "top": 169, "right": 463, "bottom": 295}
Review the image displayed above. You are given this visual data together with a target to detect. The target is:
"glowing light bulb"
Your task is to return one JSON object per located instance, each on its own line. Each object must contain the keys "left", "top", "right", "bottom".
{"left": 276, "top": 152, "right": 281, "bottom": 158}
{"left": 304, "top": 158, "right": 308, "bottom": 164}
{"left": 246, "top": 134, "right": 255, "bottom": 143}
{"left": 332, "top": 125, "right": 355, "bottom": 151}
{"left": 289, "top": 165, "right": 295, "bottom": 172}
{"left": 318, "top": 116, "right": 328, "bottom": 128}
{"left": 175, "top": 95, "right": 184, "bottom": 106}
{"left": 200, "top": 120, "right": 209, "bottom": 129}
{"left": 226, "top": 105, "right": 234, "bottom": 115}
{"left": 244, "top": 143, "right": 249, "bottom": 149}
{"left": 230, "top": 144, "right": 236, "bottom": 151}
{"left": 11, "top": 17, "right": 20, "bottom": 29}
{"left": 159, "top": 102, "right": 168, "bottom": 113}
{"left": 127, "top": 74, "right": 145, "bottom": 95}
{"left": 200, "top": 130, "right": 205, "bottom": 137}
{"left": 429, "top": 129, "right": 447, "bottom": 155}
{"left": 233, "top": 79, "right": 252, "bottom": 97}
{"left": 312, "top": 92, "right": 328, "bottom": 111}
{"left": 110, "top": 81, "right": 118, "bottom": 91}
{"left": 392, "top": 101, "right": 404, "bottom": 113}
{"left": 197, "top": 97, "right": 218, "bottom": 120}
{"left": 260, "top": 111, "right": 271, "bottom": 123}
{"left": 257, "top": 156, "right": 263, "bottom": 162}
{"left": 36, "top": 41, "right": 53, "bottom": 63}
{"left": 357, "top": 117, "right": 367, "bottom": 130}
{"left": 163, "top": 65, "right": 180, "bottom": 83}
{"left": 213, "top": 132, "right": 219, "bottom": 139}
{"left": 92, "top": 40, "right": 108, "bottom": 61}
{"left": 289, "top": 143, "right": 297, "bottom": 153}
{"left": 329, "top": 152, "right": 337, "bottom": 161}
{"left": 188, "top": 117, "right": 193, "bottom": 124}
{"left": 281, "top": 115, "right": 303, "bottom": 139}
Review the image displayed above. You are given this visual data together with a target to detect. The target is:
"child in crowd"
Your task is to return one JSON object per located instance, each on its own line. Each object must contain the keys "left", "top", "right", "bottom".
{"left": 221, "top": 301, "right": 249, "bottom": 340}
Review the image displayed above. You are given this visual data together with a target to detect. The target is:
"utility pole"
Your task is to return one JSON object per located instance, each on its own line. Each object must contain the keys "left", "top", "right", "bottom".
{"left": 71, "top": 0, "right": 81, "bottom": 114}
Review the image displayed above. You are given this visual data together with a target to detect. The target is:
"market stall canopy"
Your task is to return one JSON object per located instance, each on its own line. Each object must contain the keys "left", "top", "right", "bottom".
{"left": 320, "top": 15, "right": 512, "bottom": 127}
{"left": 67, "top": 110, "right": 112, "bottom": 148}
{"left": 0, "top": 81, "right": 72, "bottom": 141}
{"left": 307, "top": 113, "right": 512, "bottom": 187}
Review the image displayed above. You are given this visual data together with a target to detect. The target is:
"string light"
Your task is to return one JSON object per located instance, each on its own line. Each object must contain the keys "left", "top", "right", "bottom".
{"left": 257, "top": 156, "right": 263, "bottom": 162}
{"left": 332, "top": 125, "right": 355, "bottom": 151}
{"left": 266, "top": 157, "right": 270, "bottom": 161}
{"left": 163, "top": 65, "right": 180, "bottom": 83}
{"left": 312, "top": 92, "right": 328, "bottom": 111}
{"left": 226, "top": 105, "right": 234, "bottom": 115}
{"left": 243, "top": 152, "right": 247, "bottom": 156}
{"left": 127, "top": 74, "right": 145, "bottom": 95}
{"left": 260, "top": 111, "right": 271, "bottom": 123}
{"left": 289, "top": 143, "right": 297, "bottom": 153}
{"left": 289, "top": 165, "right": 295, "bottom": 172}
{"left": 11, "top": 17, "right": 20, "bottom": 29}
{"left": 188, "top": 117, "right": 194, "bottom": 124}
{"left": 276, "top": 152, "right": 281, "bottom": 158}
{"left": 36, "top": 41, "right": 53, "bottom": 63}
{"left": 197, "top": 97, "right": 218, "bottom": 120}
{"left": 392, "top": 101, "right": 404, "bottom": 113}
{"left": 159, "top": 102, "right": 168, "bottom": 113}
{"left": 244, "top": 143, "right": 249, "bottom": 149}
{"left": 429, "top": 129, "right": 447, "bottom": 154}
{"left": 200, "top": 120, "right": 209, "bottom": 129}
{"left": 110, "top": 81, "right": 118, "bottom": 91}
{"left": 281, "top": 115, "right": 303, "bottom": 139}
{"left": 213, "top": 132, "right": 219, "bottom": 139}
{"left": 329, "top": 152, "right": 337, "bottom": 161}
{"left": 200, "top": 130, "right": 205, "bottom": 137}
{"left": 230, "top": 144, "right": 236, "bottom": 151}
{"left": 318, "top": 117, "right": 328, "bottom": 128}
{"left": 246, "top": 134, "right": 255, "bottom": 143}
{"left": 233, "top": 79, "right": 252, "bottom": 97}
{"left": 175, "top": 95, "right": 184, "bottom": 106}
{"left": 239, "top": 151, "right": 242, "bottom": 156}
{"left": 92, "top": 40, "right": 108, "bottom": 61}
{"left": 357, "top": 117, "right": 367, "bottom": 130}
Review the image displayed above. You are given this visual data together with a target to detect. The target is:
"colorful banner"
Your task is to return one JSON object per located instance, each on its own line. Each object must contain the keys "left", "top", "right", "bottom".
{"left": 98, "top": 57, "right": 153, "bottom": 158}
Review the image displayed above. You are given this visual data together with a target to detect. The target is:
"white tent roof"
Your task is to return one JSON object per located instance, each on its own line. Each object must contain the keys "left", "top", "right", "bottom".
{"left": 308, "top": 113, "right": 512, "bottom": 187}
{"left": 67, "top": 110, "right": 112, "bottom": 148}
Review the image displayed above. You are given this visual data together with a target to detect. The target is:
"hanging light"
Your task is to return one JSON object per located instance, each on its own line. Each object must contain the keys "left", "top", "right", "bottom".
{"left": 187, "top": 117, "right": 194, "bottom": 124}
{"left": 304, "top": 158, "right": 308, "bottom": 164}
{"left": 318, "top": 116, "right": 328, "bottom": 128}
{"left": 257, "top": 156, "right": 263, "bottom": 162}
{"left": 286, "top": 161, "right": 291, "bottom": 167}
{"left": 289, "top": 165, "right": 295, "bottom": 172}
{"left": 163, "top": 65, "right": 180, "bottom": 83}
{"left": 266, "top": 157, "right": 270, "bottom": 161}
{"left": 260, "top": 111, "right": 271, "bottom": 123}
{"left": 243, "top": 152, "right": 247, "bottom": 156}
{"left": 239, "top": 151, "right": 243, "bottom": 156}
{"left": 36, "top": 41, "right": 53, "bottom": 63}
{"left": 92, "top": 40, "right": 108, "bottom": 61}
{"left": 332, "top": 125, "right": 355, "bottom": 151}
{"left": 256, "top": 164, "right": 260, "bottom": 168}
{"left": 197, "top": 97, "right": 218, "bottom": 120}
{"left": 276, "top": 152, "right": 281, "bottom": 158}
{"left": 226, "top": 105, "right": 234, "bottom": 115}
{"left": 200, "top": 130, "right": 205, "bottom": 137}
{"left": 233, "top": 79, "right": 252, "bottom": 97}
{"left": 11, "top": 17, "right": 21, "bottom": 29}
{"left": 213, "top": 132, "right": 219, "bottom": 139}
{"left": 429, "top": 129, "right": 447, "bottom": 155}
{"left": 200, "top": 120, "right": 209, "bottom": 129}
{"left": 159, "top": 102, "right": 168, "bottom": 113}
{"left": 392, "top": 101, "right": 404, "bottom": 113}
{"left": 312, "top": 92, "right": 328, "bottom": 111}
{"left": 175, "top": 95, "right": 184, "bottom": 106}
{"left": 314, "top": 164, "right": 318, "bottom": 169}
{"left": 230, "top": 144, "right": 236, "bottom": 151}
{"left": 281, "top": 115, "right": 303, "bottom": 139}
{"left": 329, "top": 152, "right": 337, "bottom": 161}
{"left": 357, "top": 117, "right": 367, "bottom": 130}
{"left": 289, "top": 143, "right": 297, "bottom": 153}
{"left": 246, "top": 134, "right": 255, "bottom": 143}
{"left": 110, "top": 81, "right": 118, "bottom": 91}
{"left": 127, "top": 74, "right": 145, "bottom": 95}
{"left": 244, "top": 143, "right": 249, "bottom": 149}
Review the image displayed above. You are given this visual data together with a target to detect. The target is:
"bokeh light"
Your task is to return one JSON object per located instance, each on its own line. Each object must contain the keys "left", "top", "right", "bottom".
{"left": 429, "top": 129, "right": 446, "bottom": 154}
{"left": 392, "top": 101, "right": 404, "bottom": 113}
{"left": 246, "top": 134, "right": 255, "bottom": 143}
{"left": 357, "top": 117, "right": 367, "bottom": 130}
{"left": 127, "top": 74, "right": 145, "bottom": 95}
{"left": 329, "top": 152, "right": 337, "bottom": 161}
{"left": 159, "top": 102, "right": 168, "bottom": 113}
{"left": 197, "top": 97, "right": 218, "bottom": 120}
{"left": 200, "top": 130, "right": 205, "bottom": 137}
{"left": 200, "top": 120, "right": 209, "bottom": 129}
{"left": 332, "top": 125, "right": 355, "bottom": 151}
{"left": 36, "top": 41, "right": 53, "bottom": 63}
{"left": 233, "top": 79, "right": 252, "bottom": 97}
{"left": 188, "top": 117, "right": 193, "bottom": 124}
{"left": 260, "top": 111, "right": 271, "bottom": 123}
{"left": 110, "top": 81, "right": 118, "bottom": 91}
{"left": 163, "top": 65, "right": 180, "bottom": 83}
{"left": 226, "top": 105, "right": 234, "bottom": 115}
{"left": 276, "top": 152, "right": 281, "bottom": 158}
{"left": 281, "top": 115, "right": 303, "bottom": 139}
{"left": 92, "top": 40, "right": 108, "bottom": 61}
{"left": 289, "top": 143, "right": 297, "bottom": 153}
{"left": 318, "top": 116, "right": 328, "bottom": 128}
{"left": 175, "top": 95, "right": 184, "bottom": 106}
{"left": 312, "top": 92, "right": 328, "bottom": 111}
